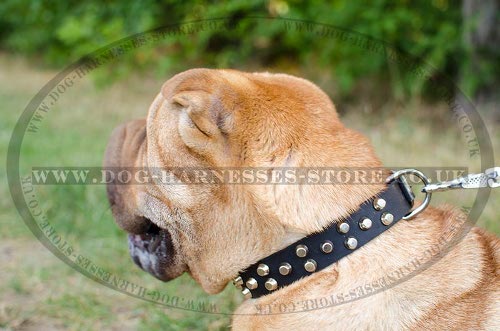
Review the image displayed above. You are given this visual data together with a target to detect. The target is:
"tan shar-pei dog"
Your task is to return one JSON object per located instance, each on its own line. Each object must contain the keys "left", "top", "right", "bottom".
{"left": 104, "top": 69, "right": 499, "bottom": 330}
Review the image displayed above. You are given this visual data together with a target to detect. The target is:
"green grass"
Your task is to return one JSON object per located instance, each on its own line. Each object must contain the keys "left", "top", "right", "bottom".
{"left": 1, "top": 53, "right": 499, "bottom": 330}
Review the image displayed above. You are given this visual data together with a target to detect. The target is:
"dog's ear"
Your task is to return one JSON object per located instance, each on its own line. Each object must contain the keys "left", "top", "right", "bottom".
{"left": 172, "top": 90, "right": 232, "bottom": 153}
{"left": 158, "top": 69, "right": 236, "bottom": 154}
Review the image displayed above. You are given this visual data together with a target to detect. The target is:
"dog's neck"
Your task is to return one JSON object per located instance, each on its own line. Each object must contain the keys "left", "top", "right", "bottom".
{"left": 233, "top": 179, "right": 414, "bottom": 299}
{"left": 232, "top": 205, "right": 478, "bottom": 330}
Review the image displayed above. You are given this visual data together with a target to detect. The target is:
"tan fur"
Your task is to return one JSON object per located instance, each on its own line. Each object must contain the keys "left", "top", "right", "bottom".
{"left": 105, "top": 69, "right": 500, "bottom": 330}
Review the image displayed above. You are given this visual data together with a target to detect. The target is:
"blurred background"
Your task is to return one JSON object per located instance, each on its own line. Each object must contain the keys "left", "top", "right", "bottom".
{"left": 1, "top": 1, "right": 498, "bottom": 330}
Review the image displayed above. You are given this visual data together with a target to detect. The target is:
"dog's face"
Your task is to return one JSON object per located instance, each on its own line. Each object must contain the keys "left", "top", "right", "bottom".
{"left": 104, "top": 69, "right": 383, "bottom": 294}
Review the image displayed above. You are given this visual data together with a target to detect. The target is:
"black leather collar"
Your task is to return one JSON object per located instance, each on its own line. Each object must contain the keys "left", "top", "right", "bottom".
{"left": 233, "top": 179, "right": 415, "bottom": 299}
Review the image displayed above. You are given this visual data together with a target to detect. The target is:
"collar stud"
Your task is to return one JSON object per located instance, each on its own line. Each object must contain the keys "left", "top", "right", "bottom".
{"left": 373, "top": 198, "right": 386, "bottom": 210}
{"left": 256, "top": 263, "right": 270, "bottom": 276}
{"left": 265, "top": 278, "right": 278, "bottom": 291}
{"left": 381, "top": 212, "right": 394, "bottom": 225}
{"left": 359, "top": 217, "right": 373, "bottom": 230}
{"left": 242, "top": 287, "right": 252, "bottom": 299}
{"left": 295, "top": 244, "right": 308, "bottom": 257}
{"left": 321, "top": 240, "right": 334, "bottom": 253}
{"left": 345, "top": 237, "right": 358, "bottom": 250}
{"left": 279, "top": 263, "right": 292, "bottom": 275}
{"left": 232, "top": 276, "right": 243, "bottom": 289}
{"left": 337, "top": 222, "right": 350, "bottom": 233}
{"left": 304, "top": 259, "right": 317, "bottom": 272}
{"left": 246, "top": 277, "right": 258, "bottom": 290}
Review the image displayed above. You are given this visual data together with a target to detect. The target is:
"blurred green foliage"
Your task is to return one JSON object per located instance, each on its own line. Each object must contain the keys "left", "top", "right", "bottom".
{"left": 0, "top": 0, "right": 495, "bottom": 102}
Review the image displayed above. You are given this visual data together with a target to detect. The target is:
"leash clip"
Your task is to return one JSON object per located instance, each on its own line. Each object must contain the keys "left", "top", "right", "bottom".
{"left": 389, "top": 167, "right": 500, "bottom": 220}
{"left": 422, "top": 167, "right": 500, "bottom": 192}
{"left": 386, "top": 169, "right": 431, "bottom": 220}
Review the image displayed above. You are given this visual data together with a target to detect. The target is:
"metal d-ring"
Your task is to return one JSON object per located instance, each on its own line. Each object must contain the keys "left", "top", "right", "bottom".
{"left": 386, "top": 169, "right": 432, "bottom": 220}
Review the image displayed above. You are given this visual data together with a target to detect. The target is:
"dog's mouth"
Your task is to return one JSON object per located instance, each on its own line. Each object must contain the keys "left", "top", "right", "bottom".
{"left": 128, "top": 219, "right": 176, "bottom": 281}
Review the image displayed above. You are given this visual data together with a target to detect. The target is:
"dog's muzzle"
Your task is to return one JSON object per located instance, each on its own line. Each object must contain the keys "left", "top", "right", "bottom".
{"left": 105, "top": 119, "right": 187, "bottom": 282}
{"left": 127, "top": 219, "right": 177, "bottom": 281}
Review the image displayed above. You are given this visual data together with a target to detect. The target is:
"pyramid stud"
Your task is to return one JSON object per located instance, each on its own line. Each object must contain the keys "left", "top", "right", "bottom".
{"left": 265, "top": 278, "right": 278, "bottom": 291}
{"left": 345, "top": 237, "right": 358, "bottom": 250}
{"left": 242, "top": 288, "right": 252, "bottom": 299}
{"left": 279, "top": 263, "right": 292, "bottom": 275}
{"left": 257, "top": 264, "right": 269, "bottom": 276}
{"left": 304, "top": 259, "right": 317, "bottom": 272}
{"left": 232, "top": 276, "right": 243, "bottom": 289}
{"left": 373, "top": 198, "right": 386, "bottom": 210}
{"left": 359, "top": 217, "right": 372, "bottom": 230}
{"left": 337, "top": 222, "right": 350, "bottom": 234}
{"left": 246, "top": 278, "right": 258, "bottom": 290}
{"left": 295, "top": 244, "right": 308, "bottom": 257}
{"left": 381, "top": 212, "right": 394, "bottom": 226}
{"left": 321, "top": 240, "right": 334, "bottom": 253}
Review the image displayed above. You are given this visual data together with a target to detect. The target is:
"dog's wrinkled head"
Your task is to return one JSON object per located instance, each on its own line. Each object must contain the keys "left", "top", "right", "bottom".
{"left": 104, "top": 69, "right": 383, "bottom": 293}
